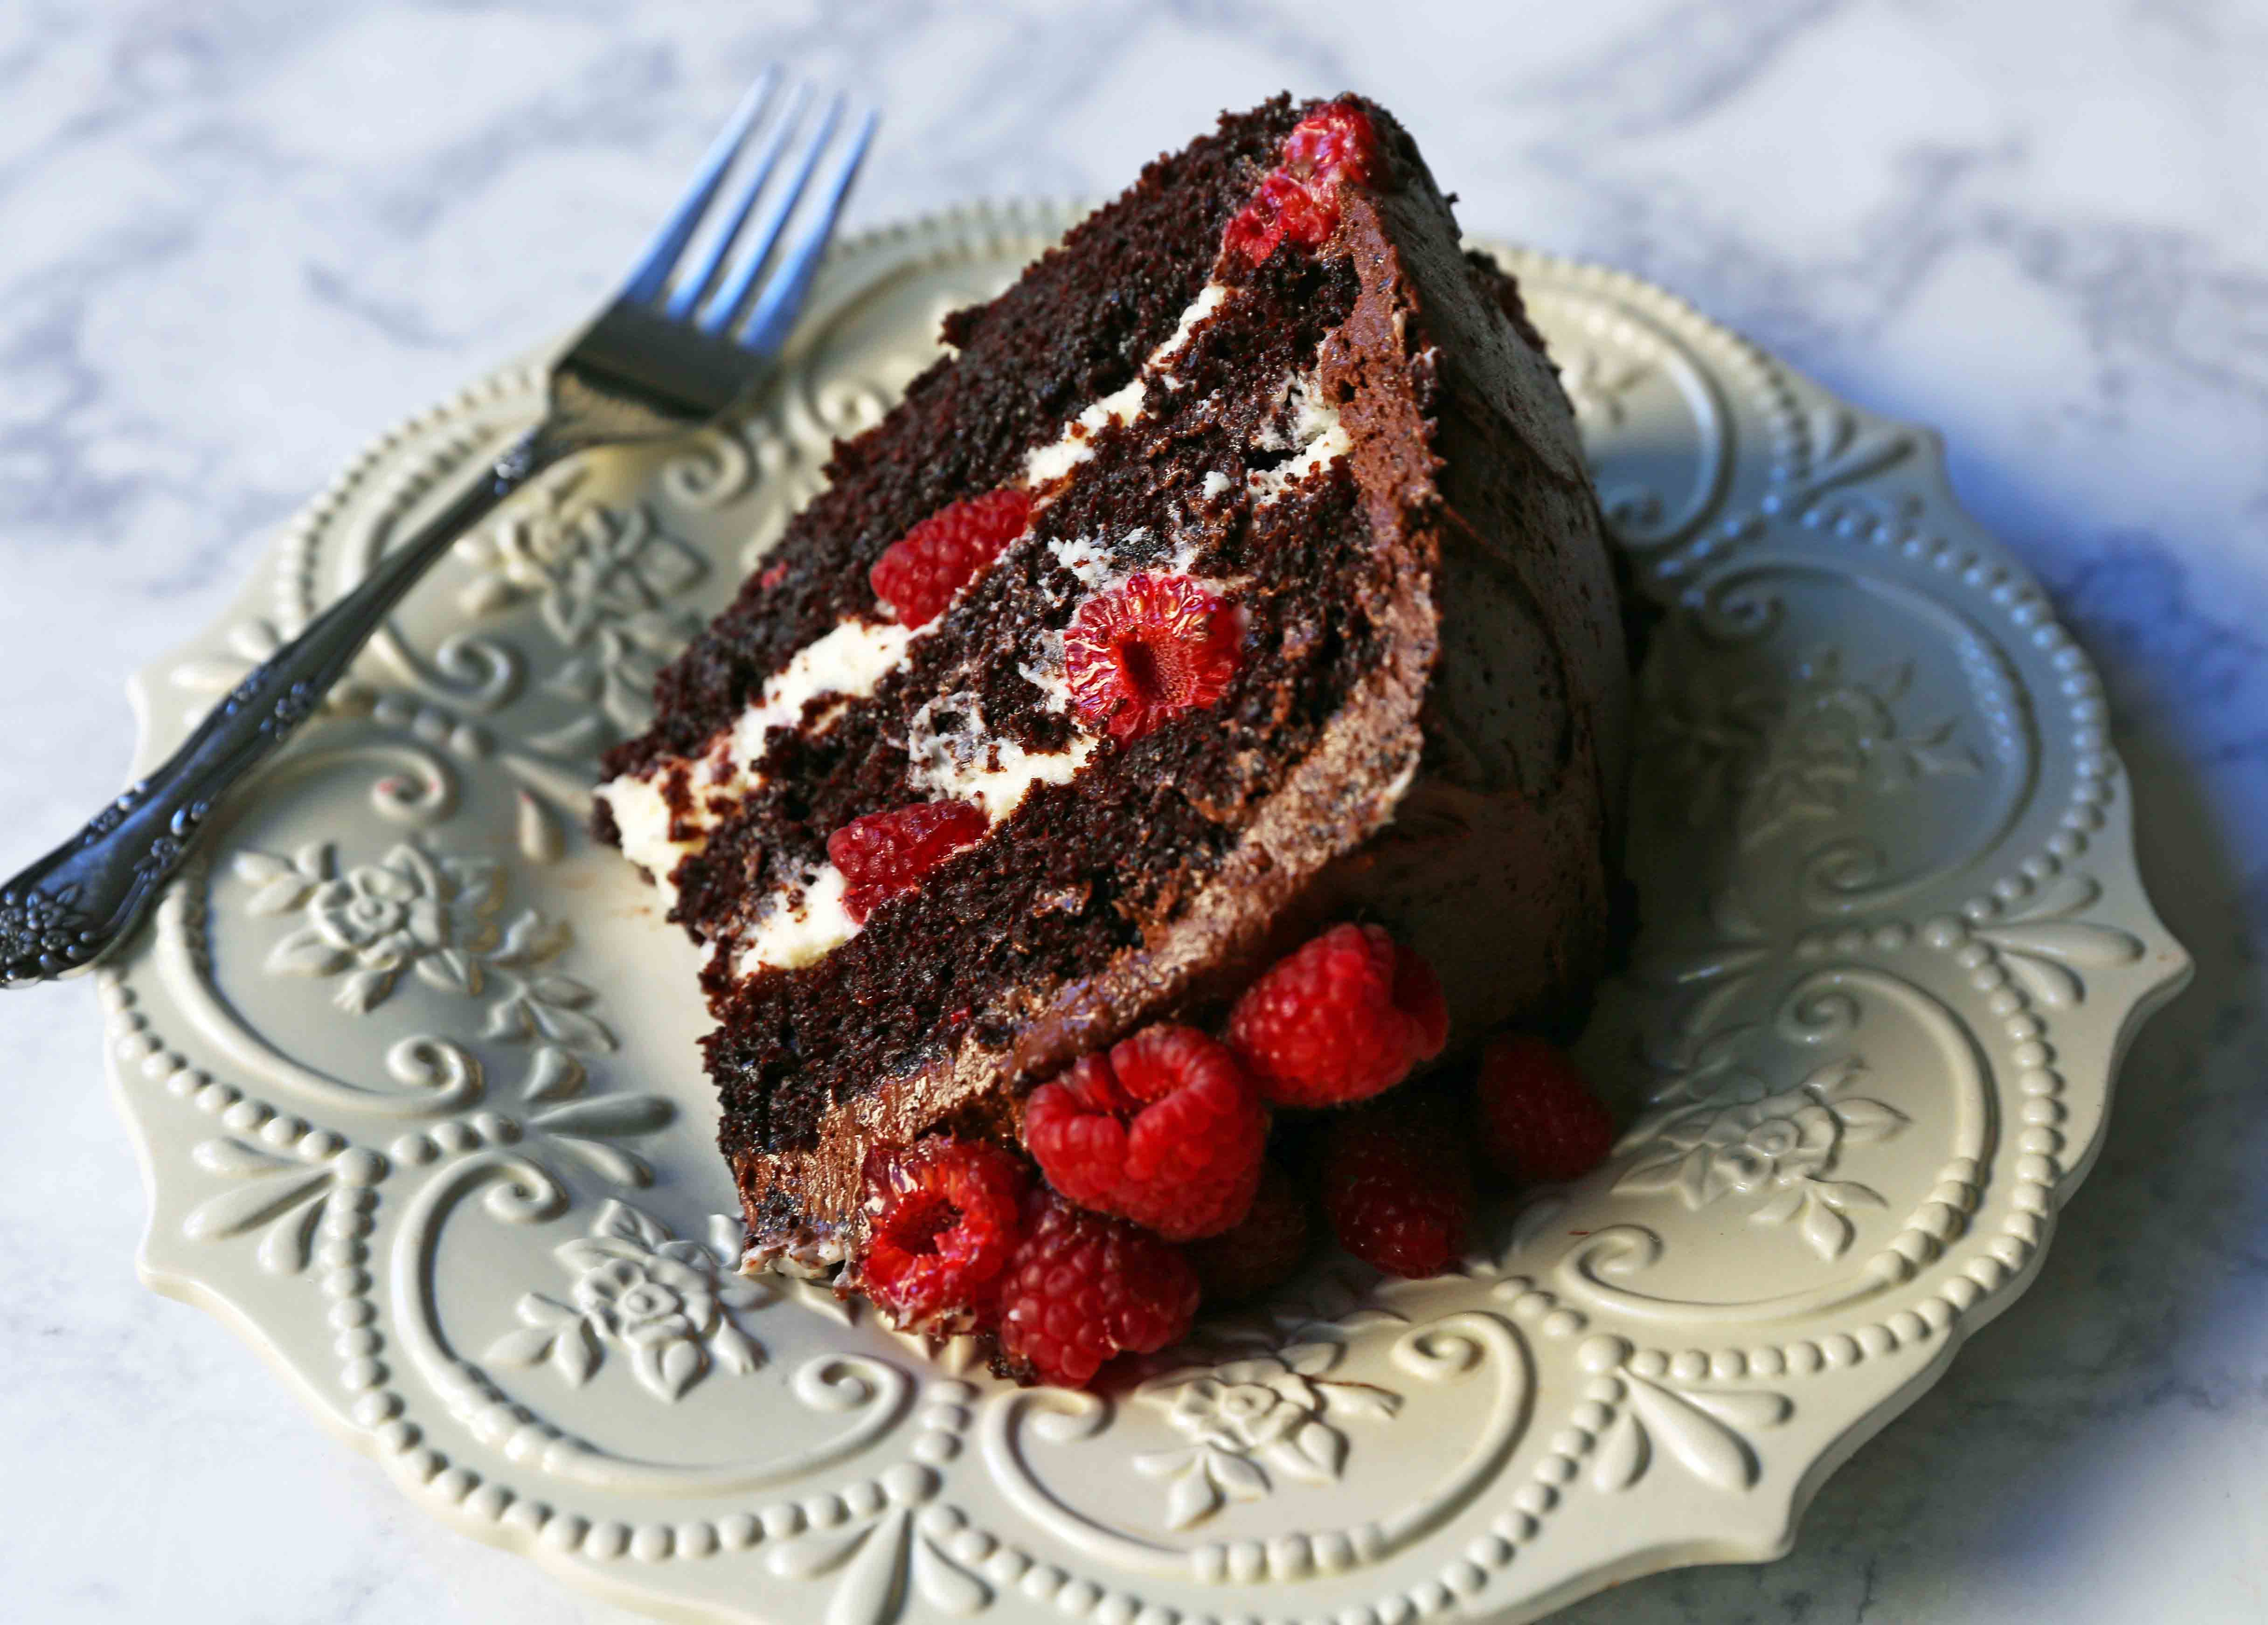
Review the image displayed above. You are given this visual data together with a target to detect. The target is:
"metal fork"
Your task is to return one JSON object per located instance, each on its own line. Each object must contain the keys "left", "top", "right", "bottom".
{"left": 0, "top": 66, "right": 878, "bottom": 986}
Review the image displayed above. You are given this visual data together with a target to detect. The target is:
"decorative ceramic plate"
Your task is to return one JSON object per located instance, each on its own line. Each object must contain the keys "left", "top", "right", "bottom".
{"left": 99, "top": 201, "right": 2189, "bottom": 1625}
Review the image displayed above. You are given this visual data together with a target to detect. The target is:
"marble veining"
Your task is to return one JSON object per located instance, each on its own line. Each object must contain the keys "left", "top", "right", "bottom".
{"left": 0, "top": 3, "right": 2263, "bottom": 1623}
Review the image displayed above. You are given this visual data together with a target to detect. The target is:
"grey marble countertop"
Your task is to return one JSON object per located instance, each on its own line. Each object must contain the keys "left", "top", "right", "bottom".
{"left": 3, "top": 3, "right": 2263, "bottom": 1620}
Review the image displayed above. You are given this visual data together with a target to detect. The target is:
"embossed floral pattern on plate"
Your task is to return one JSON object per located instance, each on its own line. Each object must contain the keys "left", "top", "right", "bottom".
{"left": 1133, "top": 1351, "right": 1401, "bottom": 1529}
{"left": 1614, "top": 1058, "right": 1911, "bottom": 1259}
{"left": 489, "top": 1199, "right": 770, "bottom": 1401}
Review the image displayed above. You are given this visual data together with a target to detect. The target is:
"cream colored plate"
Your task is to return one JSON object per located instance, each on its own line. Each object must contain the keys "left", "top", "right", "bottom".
{"left": 99, "top": 202, "right": 2189, "bottom": 1625}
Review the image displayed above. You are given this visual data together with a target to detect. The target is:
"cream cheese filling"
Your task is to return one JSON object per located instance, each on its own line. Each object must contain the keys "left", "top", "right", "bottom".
{"left": 732, "top": 864, "right": 856, "bottom": 974}
{"left": 595, "top": 770, "right": 687, "bottom": 905}
{"left": 1151, "top": 280, "right": 1230, "bottom": 390}
{"left": 1020, "top": 279, "right": 1232, "bottom": 487}
{"left": 1023, "top": 375, "right": 1148, "bottom": 487}
{"left": 726, "top": 617, "right": 917, "bottom": 768}
{"left": 594, "top": 615, "right": 919, "bottom": 902}
{"left": 905, "top": 689, "right": 1100, "bottom": 817}
{"left": 1249, "top": 370, "right": 1351, "bottom": 503}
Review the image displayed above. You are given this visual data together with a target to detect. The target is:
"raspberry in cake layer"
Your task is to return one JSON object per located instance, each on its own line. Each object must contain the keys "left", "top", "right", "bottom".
{"left": 596, "top": 95, "right": 1630, "bottom": 1284}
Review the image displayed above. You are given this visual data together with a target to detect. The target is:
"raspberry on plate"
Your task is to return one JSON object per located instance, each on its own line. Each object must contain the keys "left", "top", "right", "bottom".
{"left": 996, "top": 1189, "right": 1200, "bottom": 1388}
{"left": 855, "top": 1138, "right": 1029, "bottom": 1335}
{"left": 1227, "top": 923, "right": 1449, "bottom": 1107}
{"left": 1475, "top": 1035, "right": 1618, "bottom": 1184}
{"left": 1319, "top": 1097, "right": 1474, "bottom": 1279}
{"left": 1022, "top": 1025, "right": 1269, "bottom": 1241}
{"left": 1063, "top": 572, "right": 1241, "bottom": 745}
{"left": 869, "top": 487, "right": 1033, "bottom": 628}
{"left": 827, "top": 799, "right": 989, "bottom": 922}
{"left": 1184, "top": 1161, "right": 1311, "bottom": 1304}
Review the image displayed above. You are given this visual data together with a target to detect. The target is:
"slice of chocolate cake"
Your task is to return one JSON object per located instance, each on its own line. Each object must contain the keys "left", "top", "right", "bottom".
{"left": 596, "top": 95, "right": 1630, "bottom": 1336}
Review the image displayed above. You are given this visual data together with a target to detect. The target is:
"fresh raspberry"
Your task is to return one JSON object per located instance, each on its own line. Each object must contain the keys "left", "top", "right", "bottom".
{"left": 1184, "top": 1161, "right": 1311, "bottom": 1303}
{"left": 1221, "top": 172, "right": 1331, "bottom": 263}
{"left": 857, "top": 1137, "right": 1029, "bottom": 1335}
{"left": 870, "top": 487, "right": 1033, "bottom": 628}
{"left": 1319, "top": 1097, "right": 1474, "bottom": 1279}
{"left": 1222, "top": 100, "right": 1380, "bottom": 262}
{"left": 996, "top": 1189, "right": 1200, "bottom": 1387}
{"left": 827, "top": 799, "right": 988, "bottom": 922}
{"left": 1475, "top": 1036, "right": 1617, "bottom": 1184}
{"left": 1227, "top": 924, "right": 1449, "bottom": 1107}
{"left": 1063, "top": 573, "right": 1241, "bottom": 745}
{"left": 1281, "top": 101, "right": 1380, "bottom": 188}
{"left": 1022, "top": 1026, "right": 1269, "bottom": 1241}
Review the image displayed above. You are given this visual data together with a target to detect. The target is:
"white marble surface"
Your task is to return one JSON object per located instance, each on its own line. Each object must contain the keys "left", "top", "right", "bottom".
{"left": 1, "top": 1, "right": 2262, "bottom": 1620}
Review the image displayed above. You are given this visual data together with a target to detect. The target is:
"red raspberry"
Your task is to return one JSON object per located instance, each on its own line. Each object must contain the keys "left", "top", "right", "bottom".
{"left": 1222, "top": 172, "right": 1325, "bottom": 263}
{"left": 1281, "top": 101, "right": 1380, "bottom": 188}
{"left": 857, "top": 1137, "right": 1029, "bottom": 1335}
{"left": 827, "top": 799, "right": 988, "bottom": 922}
{"left": 1184, "top": 1161, "right": 1311, "bottom": 1303}
{"left": 1063, "top": 573, "right": 1241, "bottom": 745}
{"left": 1319, "top": 1098, "right": 1473, "bottom": 1278}
{"left": 1022, "top": 1026, "right": 1269, "bottom": 1241}
{"left": 1227, "top": 924, "right": 1449, "bottom": 1107}
{"left": 1222, "top": 100, "right": 1380, "bottom": 262}
{"left": 1475, "top": 1036, "right": 1617, "bottom": 1184}
{"left": 996, "top": 1189, "right": 1200, "bottom": 1387}
{"left": 870, "top": 487, "right": 1033, "bottom": 628}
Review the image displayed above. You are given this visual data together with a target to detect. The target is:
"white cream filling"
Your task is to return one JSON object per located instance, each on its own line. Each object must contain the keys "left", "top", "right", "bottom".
{"left": 1023, "top": 375, "right": 1147, "bottom": 487}
{"left": 1152, "top": 281, "right": 1230, "bottom": 389}
{"left": 1044, "top": 525, "right": 1217, "bottom": 601}
{"left": 1047, "top": 531, "right": 1135, "bottom": 588}
{"left": 1016, "top": 645, "right": 1073, "bottom": 713}
{"left": 1250, "top": 371, "right": 1351, "bottom": 503}
{"left": 1021, "top": 279, "right": 1234, "bottom": 488}
{"left": 595, "top": 771, "right": 688, "bottom": 906}
{"left": 906, "top": 690, "right": 1099, "bottom": 818}
{"left": 734, "top": 864, "right": 857, "bottom": 975}
{"left": 726, "top": 617, "right": 917, "bottom": 767}
{"left": 905, "top": 691, "right": 983, "bottom": 779}
{"left": 959, "top": 736, "right": 1099, "bottom": 817}
{"left": 598, "top": 616, "right": 922, "bottom": 897}
{"left": 729, "top": 691, "right": 1102, "bottom": 979}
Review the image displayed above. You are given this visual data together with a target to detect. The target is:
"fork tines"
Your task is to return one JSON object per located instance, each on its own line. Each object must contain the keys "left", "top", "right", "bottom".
{"left": 619, "top": 66, "right": 879, "bottom": 356}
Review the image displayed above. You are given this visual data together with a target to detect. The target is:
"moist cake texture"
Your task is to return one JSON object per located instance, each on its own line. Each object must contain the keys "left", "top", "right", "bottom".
{"left": 596, "top": 94, "right": 1630, "bottom": 1283}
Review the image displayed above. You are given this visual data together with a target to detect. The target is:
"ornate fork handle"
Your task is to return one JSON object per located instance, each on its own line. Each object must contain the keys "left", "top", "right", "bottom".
{"left": 0, "top": 429, "right": 560, "bottom": 986}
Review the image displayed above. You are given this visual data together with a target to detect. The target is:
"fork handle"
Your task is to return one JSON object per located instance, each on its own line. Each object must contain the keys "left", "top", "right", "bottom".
{"left": 0, "top": 427, "right": 560, "bottom": 986}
